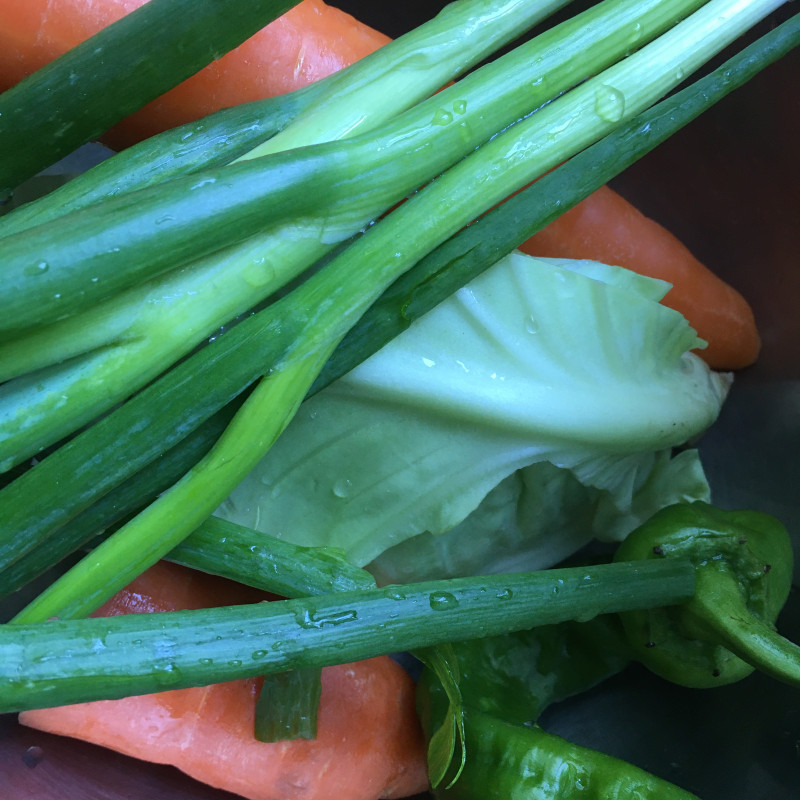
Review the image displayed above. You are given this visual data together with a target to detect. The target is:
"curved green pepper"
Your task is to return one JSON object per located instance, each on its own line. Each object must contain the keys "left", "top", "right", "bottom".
{"left": 417, "top": 618, "right": 700, "bottom": 799}
{"left": 416, "top": 502, "right": 799, "bottom": 798}
{"left": 614, "top": 501, "right": 797, "bottom": 688}
{"left": 427, "top": 710, "right": 701, "bottom": 800}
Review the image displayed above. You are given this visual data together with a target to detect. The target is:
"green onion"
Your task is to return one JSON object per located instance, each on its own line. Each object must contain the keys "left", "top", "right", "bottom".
{"left": 8, "top": 0, "right": 785, "bottom": 625}
{"left": 0, "top": 0, "right": 720, "bottom": 476}
{"left": 0, "top": 559, "right": 695, "bottom": 713}
{"left": 0, "top": 0, "right": 582, "bottom": 337}
{"left": 167, "top": 516, "right": 377, "bottom": 598}
{"left": 4, "top": 3, "right": 788, "bottom": 619}
{"left": 0, "top": 407, "right": 232, "bottom": 599}
{"left": 0, "top": 0, "right": 564, "bottom": 239}
{"left": 0, "top": 0, "right": 301, "bottom": 197}
{"left": 320, "top": 11, "right": 800, "bottom": 388}
{"left": 2, "top": 0, "right": 661, "bottom": 471}
{"left": 170, "top": 516, "right": 380, "bottom": 743}
{"left": 1, "top": 9, "right": 794, "bottom": 610}
{"left": 256, "top": 668, "right": 324, "bottom": 742}
{"left": 0, "top": 92, "right": 315, "bottom": 238}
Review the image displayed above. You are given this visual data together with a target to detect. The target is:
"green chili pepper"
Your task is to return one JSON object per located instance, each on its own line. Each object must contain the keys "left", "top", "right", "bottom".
{"left": 430, "top": 713, "right": 701, "bottom": 799}
{"left": 420, "top": 617, "right": 630, "bottom": 728}
{"left": 417, "top": 618, "right": 701, "bottom": 799}
{"left": 614, "top": 501, "right": 797, "bottom": 688}
{"left": 416, "top": 503, "right": 799, "bottom": 797}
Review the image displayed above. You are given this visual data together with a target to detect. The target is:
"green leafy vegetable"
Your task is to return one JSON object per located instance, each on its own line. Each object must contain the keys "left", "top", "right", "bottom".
{"left": 218, "top": 253, "right": 728, "bottom": 568}
{"left": 370, "top": 451, "right": 710, "bottom": 584}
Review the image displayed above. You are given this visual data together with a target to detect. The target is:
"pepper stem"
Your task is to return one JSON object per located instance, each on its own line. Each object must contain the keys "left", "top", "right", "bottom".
{"left": 687, "top": 569, "right": 800, "bottom": 687}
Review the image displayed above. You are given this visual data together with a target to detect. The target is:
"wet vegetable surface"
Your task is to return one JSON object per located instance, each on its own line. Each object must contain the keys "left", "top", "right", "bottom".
{"left": 1, "top": 2, "right": 798, "bottom": 798}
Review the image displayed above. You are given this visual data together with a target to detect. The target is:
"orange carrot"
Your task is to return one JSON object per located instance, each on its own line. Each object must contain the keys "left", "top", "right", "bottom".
{"left": 518, "top": 185, "right": 761, "bottom": 370}
{"left": 20, "top": 561, "right": 429, "bottom": 800}
{"left": 0, "top": 0, "right": 390, "bottom": 149}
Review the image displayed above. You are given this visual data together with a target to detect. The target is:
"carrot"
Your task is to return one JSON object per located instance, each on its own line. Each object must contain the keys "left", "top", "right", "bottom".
{"left": 0, "top": 0, "right": 390, "bottom": 149}
{"left": 19, "top": 561, "right": 429, "bottom": 800}
{"left": 518, "top": 185, "right": 761, "bottom": 370}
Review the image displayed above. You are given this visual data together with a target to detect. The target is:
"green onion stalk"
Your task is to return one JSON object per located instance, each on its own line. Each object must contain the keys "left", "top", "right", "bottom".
{"left": 0, "top": 0, "right": 302, "bottom": 197}
{"left": 0, "top": 0, "right": 565, "bottom": 240}
{"left": 8, "top": 0, "right": 786, "bottom": 625}
{"left": 4, "top": 13, "right": 797, "bottom": 601}
{"left": 0, "top": 0, "right": 703, "bottom": 473}
{"left": 0, "top": 409, "right": 234, "bottom": 599}
{"left": 171, "top": 515, "right": 380, "bottom": 742}
{"left": 0, "top": 0, "right": 587, "bottom": 333}
{"left": 0, "top": 559, "right": 696, "bottom": 712}
{"left": 166, "top": 516, "right": 378, "bottom": 598}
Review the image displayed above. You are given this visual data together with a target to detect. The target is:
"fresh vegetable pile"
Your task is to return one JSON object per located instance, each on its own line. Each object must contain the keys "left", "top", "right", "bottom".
{"left": 0, "top": 1, "right": 798, "bottom": 799}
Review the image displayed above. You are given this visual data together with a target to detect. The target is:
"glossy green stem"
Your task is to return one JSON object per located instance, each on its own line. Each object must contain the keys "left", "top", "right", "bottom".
{"left": 0, "top": 559, "right": 695, "bottom": 713}
{"left": 0, "top": 92, "right": 311, "bottom": 238}
{"left": 688, "top": 568, "right": 800, "bottom": 686}
{"left": 0, "top": 0, "right": 565, "bottom": 239}
{"left": 11, "top": 356, "right": 321, "bottom": 622}
{"left": 255, "top": 668, "right": 323, "bottom": 742}
{"left": 167, "top": 512, "right": 377, "bottom": 598}
{"left": 0, "top": 0, "right": 602, "bottom": 336}
{"left": 0, "top": 0, "right": 300, "bottom": 196}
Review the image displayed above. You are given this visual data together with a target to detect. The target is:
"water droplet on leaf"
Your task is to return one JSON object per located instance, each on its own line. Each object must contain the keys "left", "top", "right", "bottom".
{"left": 23, "top": 260, "right": 49, "bottom": 277}
{"left": 332, "top": 478, "right": 352, "bottom": 499}
{"left": 594, "top": 85, "right": 626, "bottom": 123}
{"left": 432, "top": 108, "right": 453, "bottom": 126}
{"left": 429, "top": 592, "right": 459, "bottom": 611}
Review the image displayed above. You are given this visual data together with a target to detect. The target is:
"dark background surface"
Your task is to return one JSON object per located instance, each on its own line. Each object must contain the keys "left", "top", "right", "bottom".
{"left": 2, "top": 2, "right": 799, "bottom": 798}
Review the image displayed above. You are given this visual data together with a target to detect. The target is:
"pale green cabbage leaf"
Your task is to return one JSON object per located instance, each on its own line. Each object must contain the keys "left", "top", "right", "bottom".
{"left": 216, "top": 252, "right": 730, "bottom": 574}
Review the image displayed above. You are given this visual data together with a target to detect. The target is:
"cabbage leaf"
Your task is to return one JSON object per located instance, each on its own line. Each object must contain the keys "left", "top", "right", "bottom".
{"left": 217, "top": 252, "right": 730, "bottom": 572}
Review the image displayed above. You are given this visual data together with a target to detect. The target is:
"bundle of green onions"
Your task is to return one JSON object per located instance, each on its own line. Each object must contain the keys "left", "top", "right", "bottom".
{"left": 0, "top": 0, "right": 798, "bottom": 791}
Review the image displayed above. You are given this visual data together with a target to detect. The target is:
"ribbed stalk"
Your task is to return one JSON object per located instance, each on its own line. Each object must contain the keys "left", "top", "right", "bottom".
{"left": 0, "top": 559, "right": 695, "bottom": 713}
{"left": 0, "top": 0, "right": 566, "bottom": 239}
{"left": 167, "top": 516, "right": 377, "bottom": 598}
